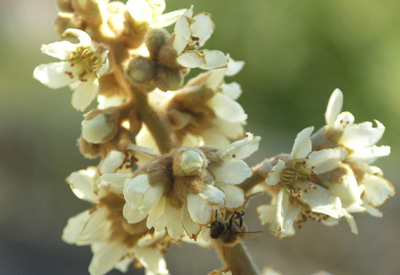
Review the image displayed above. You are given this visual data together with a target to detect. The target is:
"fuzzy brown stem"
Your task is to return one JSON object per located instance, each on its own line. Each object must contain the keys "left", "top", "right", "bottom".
{"left": 111, "top": 46, "right": 179, "bottom": 154}
{"left": 213, "top": 240, "right": 259, "bottom": 275}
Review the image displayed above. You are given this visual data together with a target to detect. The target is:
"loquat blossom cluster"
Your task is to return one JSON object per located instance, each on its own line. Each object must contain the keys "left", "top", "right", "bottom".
{"left": 33, "top": 0, "right": 395, "bottom": 274}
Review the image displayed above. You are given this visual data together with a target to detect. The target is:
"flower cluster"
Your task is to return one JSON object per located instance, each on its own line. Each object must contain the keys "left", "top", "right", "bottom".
{"left": 257, "top": 89, "right": 395, "bottom": 238}
{"left": 34, "top": 0, "right": 395, "bottom": 274}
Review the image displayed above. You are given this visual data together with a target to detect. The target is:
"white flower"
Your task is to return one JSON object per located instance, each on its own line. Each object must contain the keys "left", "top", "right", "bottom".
{"left": 126, "top": 0, "right": 186, "bottom": 29}
{"left": 82, "top": 113, "right": 114, "bottom": 144}
{"left": 120, "top": 134, "right": 259, "bottom": 240}
{"left": 33, "top": 28, "right": 109, "bottom": 111}
{"left": 324, "top": 88, "right": 390, "bottom": 163}
{"left": 63, "top": 155, "right": 171, "bottom": 275}
{"left": 172, "top": 6, "right": 228, "bottom": 69}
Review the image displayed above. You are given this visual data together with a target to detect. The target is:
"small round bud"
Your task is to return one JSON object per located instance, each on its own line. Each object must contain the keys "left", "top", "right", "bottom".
{"left": 82, "top": 112, "right": 116, "bottom": 144}
{"left": 72, "top": 0, "right": 103, "bottom": 26}
{"left": 126, "top": 56, "right": 156, "bottom": 85}
{"left": 154, "top": 66, "right": 183, "bottom": 91}
{"left": 181, "top": 150, "right": 205, "bottom": 175}
{"left": 158, "top": 43, "right": 179, "bottom": 68}
{"left": 145, "top": 28, "right": 170, "bottom": 60}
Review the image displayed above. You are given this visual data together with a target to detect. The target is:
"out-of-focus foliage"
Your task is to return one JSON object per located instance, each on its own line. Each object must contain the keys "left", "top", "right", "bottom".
{"left": 0, "top": 0, "right": 399, "bottom": 274}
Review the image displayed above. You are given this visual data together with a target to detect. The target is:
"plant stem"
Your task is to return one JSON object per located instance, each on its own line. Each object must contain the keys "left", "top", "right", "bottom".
{"left": 213, "top": 240, "right": 259, "bottom": 275}
{"left": 111, "top": 45, "right": 179, "bottom": 154}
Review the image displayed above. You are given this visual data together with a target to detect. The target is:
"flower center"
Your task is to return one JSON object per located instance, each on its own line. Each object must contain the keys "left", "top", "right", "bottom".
{"left": 67, "top": 46, "right": 103, "bottom": 81}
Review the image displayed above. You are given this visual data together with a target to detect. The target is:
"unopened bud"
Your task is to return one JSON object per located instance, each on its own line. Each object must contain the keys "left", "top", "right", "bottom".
{"left": 145, "top": 28, "right": 170, "bottom": 60}
{"left": 173, "top": 149, "right": 207, "bottom": 176}
{"left": 158, "top": 43, "right": 179, "bottom": 68}
{"left": 82, "top": 110, "right": 118, "bottom": 144}
{"left": 57, "top": 0, "right": 74, "bottom": 12}
{"left": 126, "top": 56, "right": 155, "bottom": 85}
{"left": 72, "top": 0, "right": 103, "bottom": 26}
{"left": 54, "top": 13, "right": 83, "bottom": 36}
{"left": 154, "top": 66, "right": 183, "bottom": 91}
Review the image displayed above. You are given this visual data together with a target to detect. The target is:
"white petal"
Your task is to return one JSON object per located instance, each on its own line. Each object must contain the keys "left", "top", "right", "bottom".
{"left": 205, "top": 68, "right": 226, "bottom": 90}
{"left": 257, "top": 205, "right": 276, "bottom": 225}
{"left": 137, "top": 230, "right": 166, "bottom": 247}
{"left": 33, "top": 62, "right": 77, "bottom": 88}
{"left": 295, "top": 182, "right": 343, "bottom": 218}
{"left": 181, "top": 204, "right": 201, "bottom": 239}
{"left": 173, "top": 13, "right": 191, "bottom": 54}
{"left": 364, "top": 203, "right": 384, "bottom": 218}
{"left": 153, "top": 9, "right": 187, "bottom": 28}
{"left": 190, "top": 12, "right": 214, "bottom": 47}
{"left": 136, "top": 124, "right": 160, "bottom": 155}
{"left": 334, "top": 111, "right": 355, "bottom": 129}
{"left": 219, "top": 133, "right": 260, "bottom": 160}
{"left": 147, "top": 196, "right": 166, "bottom": 229}
{"left": 200, "top": 50, "right": 229, "bottom": 70}
{"left": 98, "top": 52, "right": 109, "bottom": 76}
{"left": 212, "top": 118, "right": 244, "bottom": 139}
{"left": 306, "top": 147, "right": 347, "bottom": 174}
{"left": 325, "top": 89, "right": 343, "bottom": 127}
{"left": 101, "top": 173, "right": 133, "bottom": 194}
{"left": 89, "top": 241, "right": 130, "bottom": 275}
{"left": 123, "top": 203, "right": 148, "bottom": 224}
{"left": 66, "top": 168, "right": 98, "bottom": 202}
{"left": 199, "top": 184, "right": 225, "bottom": 206}
{"left": 225, "top": 57, "right": 245, "bottom": 76}
{"left": 64, "top": 28, "right": 92, "bottom": 46}
{"left": 99, "top": 150, "right": 126, "bottom": 174}
{"left": 126, "top": 0, "right": 153, "bottom": 24}
{"left": 128, "top": 143, "right": 158, "bottom": 167}
{"left": 340, "top": 120, "right": 385, "bottom": 149}
{"left": 362, "top": 175, "right": 395, "bottom": 207}
{"left": 349, "top": 145, "right": 390, "bottom": 164}
{"left": 222, "top": 82, "right": 242, "bottom": 100}
{"left": 80, "top": 207, "right": 110, "bottom": 240}
{"left": 291, "top": 127, "right": 313, "bottom": 160}
{"left": 114, "top": 258, "right": 132, "bottom": 273}
{"left": 206, "top": 93, "right": 247, "bottom": 123}
{"left": 82, "top": 113, "right": 113, "bottom": 144}
{"left": 71, "top": 78, "right": 99, "bottom": 111}
{"left": 41, "top": 41, "right": 75, "bottom": 60}
{"left": 141, "top": 185, "right": 164, "bottom": 211}
{"left": 166, "top": 208, "right": 185, "bottom": 239}
{"left": 123, "top": 174, "right": 150, "bottom": 208}
{"left": 211, "top": 159, "right": 252, "bottom": 185}
{"left": 217, "top": 183, "right": 245, "bottom": 209}
{"left": 201, "top": 128, "right": 230, "bottom": 148}
{"left": 344, "top": 212, "right": 359, "bottom": 235}
{"left": 132, "top": 246, "right": 169, "bottom": 275}
{"left": 153, "top": 202, "right": 176, "bottom": 232}
{"left": 187, "top": 193, "right": 213, "bottom": 225}
{"left": 177, "top": 51, "right": 206, "bottom": 68}
{"left": 62, "top": 210, "right": 91, "bottom": 244}
{"left": 265, "top": 160, "right": 285, "bottom": 186}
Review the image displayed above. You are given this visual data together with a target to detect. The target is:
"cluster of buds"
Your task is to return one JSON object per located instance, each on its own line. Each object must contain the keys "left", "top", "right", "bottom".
{"left": 33, "top": 0, "right": 395, "bottom": 274}
{"left": 257, "top": 89, "right": 394, "bottom": 238}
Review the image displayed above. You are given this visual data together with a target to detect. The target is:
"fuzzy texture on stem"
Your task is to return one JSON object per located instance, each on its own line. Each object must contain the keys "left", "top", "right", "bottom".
{"left": 213, "top": 240, "right": 259, "bottom": 275}
{"left": 239, "top": 159, "right": 274, "bottom": 193}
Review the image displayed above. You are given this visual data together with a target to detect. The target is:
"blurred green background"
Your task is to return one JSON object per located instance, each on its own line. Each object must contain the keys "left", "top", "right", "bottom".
{"left": 1, "top": 0, "right": 399, "bottom": 274}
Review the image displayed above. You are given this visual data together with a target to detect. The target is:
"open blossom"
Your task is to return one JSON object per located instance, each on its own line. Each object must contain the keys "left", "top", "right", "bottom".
{"left": 257, "top": 127, "right": 357, "bottom": 238}
{"left": 172, "top": 6, "right": 228, "bottom": 69}
{"left": 113, "top": 134, "right": 259, "bottom": 240}
{"left": 318, "top": 89, "right": 395, "bottom": 218}
{"left": 33, "top": 28, "right": 109, "bottom": 111}
{"left": 62, "top": 151, "right": 171, "bottom": 275}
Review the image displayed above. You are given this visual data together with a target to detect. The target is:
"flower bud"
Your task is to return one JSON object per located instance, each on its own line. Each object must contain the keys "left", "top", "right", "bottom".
{"left": 82, "top": 110, "right": 118, "bottom": 144}
{"left": 154, "top": 66, "right": 183, "bottom": 91}
{"left": 173, "top": 149, "right": 207, "bottom": 176}
{"left": 126, "top": 56, "right": 156, "bottom": 85}
{"left": 72, "top": 0, "right": 103, "bottom": 26}
{"left": 145, "top": 28, "right": 170, "bottom": 60}
{"left": 158, "top": 43, "right": 179, "bottom": 68}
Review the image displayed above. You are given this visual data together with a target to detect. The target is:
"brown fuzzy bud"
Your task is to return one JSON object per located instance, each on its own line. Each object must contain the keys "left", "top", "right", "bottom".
{"left": 158, "top": 43, "right": 179, "bottom": 68}
{"left": 154, "top": 66, "right": 183, "bottom": 91}
{"left": 57, "top": 0, "right": 74, "bottom": 12}
{"left": 78, "top": 135, "right": 101, "bottom": 158}
{"left": 168, "top": 110, "right": 194, "bottom": 130}
{"left": 126, "top": 56, "right": 156, "bottom": 85}
{"left": 72, "top": 0, "right": 103, "bottom": 26}
{"left": 54, "top": 13, "right": 84, "bottom": 36}
{"left": 145, "top": 28, "right": 170, "bottom": 60}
